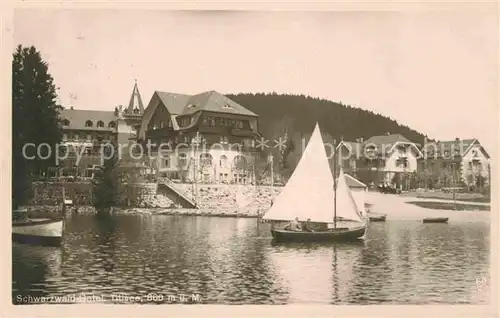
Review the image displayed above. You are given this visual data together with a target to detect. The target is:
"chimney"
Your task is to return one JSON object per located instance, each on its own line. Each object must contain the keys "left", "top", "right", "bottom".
{"left": 386, "top": 132, "right": 390, "bottom": 136}
{"left": 360, "top": 137, "right": 364, "bottom": 143}
{"left": 455, "top": 137, "right": 460, "bottom": 142}
{"left": 70, "top": 106, "right": 74, "bottom": 110}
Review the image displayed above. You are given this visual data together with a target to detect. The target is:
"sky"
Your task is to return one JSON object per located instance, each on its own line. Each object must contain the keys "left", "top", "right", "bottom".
{"left": 13, "top": 7, "right": 498, "bottom": 153}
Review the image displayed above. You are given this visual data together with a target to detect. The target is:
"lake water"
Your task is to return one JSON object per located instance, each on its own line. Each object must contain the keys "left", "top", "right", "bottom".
{"left": 12, "top": 214, "right": 490, "bottom": 304}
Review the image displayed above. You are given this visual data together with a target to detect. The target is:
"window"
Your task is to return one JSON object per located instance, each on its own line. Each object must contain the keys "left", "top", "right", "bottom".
{"left": 243, "top": 139, "right": 252, "bottom": 147}
{"left": 223, "top": 104, "right": 233, "bottom": 109}
{"left": 62, "top": 119, "right": 70, "bottom": 126}
{"left": 74, "top": 133, "right": 79, "bottom": 141}
{"left": 108, "top": 121, "right": 116, "bottom": 128}
{"left": 204, "top": 117, "right": 215, "bottom": 127}
{"left": 220, "top": 136, "right": 229, "bottom": 144}
{"left": 199, "top": 153, "right": 213, "bottom": 167}
{"left": 180, "top": 117, "right": 190, "bottom": 127}
{"left": 84, "top": 147, "right": 92, "bottom": 156}
{"left": 233, "top": 155, "right": 247, "bottom": 170}
{"left": 178, "top": 153, "right": 187, "bottom": 168}
{"left": 97, "top": 121, "right": 104, "bottom": 128}
{"left": 167, "top": 119, "right": 172, "bottom": 128}
{"left": 85, "top": 120, "right": 93, "bottom": 127}
{"left": 58, "top": 147, "right": 67, "bottom": 157}
{"left": 63, "top": 134, "right": 68, "bottom": 141}
{"left": 160, "top": 121, "right": 164, "bottom": 129}
{"left": 220, "top": 155, "right": 228, "bottom": 168}
{"left": 237, "top": 121, "right": 244, "bottom": 129}
{"left": 164, "top": 156, "right": 170, "bottom": 168}
{"left": 87, "top": 134, "right": 91, "bottom": 141}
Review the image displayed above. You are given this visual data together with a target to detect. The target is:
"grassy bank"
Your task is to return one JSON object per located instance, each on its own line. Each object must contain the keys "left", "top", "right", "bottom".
{"left": 406, "top": 201, "right": 490, "bottom": 211}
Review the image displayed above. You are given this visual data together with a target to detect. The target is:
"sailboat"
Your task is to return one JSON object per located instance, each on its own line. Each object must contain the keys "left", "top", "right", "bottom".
{"left": 261, "top": 123, "right": 367, "bottom": 242}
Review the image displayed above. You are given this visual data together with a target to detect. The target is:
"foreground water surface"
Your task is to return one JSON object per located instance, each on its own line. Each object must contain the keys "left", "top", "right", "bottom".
{"left": 13, "top": 213, "right": 490, "bottom": 304}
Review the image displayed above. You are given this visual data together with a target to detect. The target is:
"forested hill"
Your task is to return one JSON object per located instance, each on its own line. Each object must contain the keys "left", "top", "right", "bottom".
{"left": 227, "top": 93, "right": 428, "bottom": 145}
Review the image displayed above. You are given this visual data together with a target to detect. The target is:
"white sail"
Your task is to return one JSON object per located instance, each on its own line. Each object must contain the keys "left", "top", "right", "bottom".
{"left": 262, "top": 123, "right": 336, "bottom": 223}
{"left": 335, "top": 168, "right": 364, "bottom": 223}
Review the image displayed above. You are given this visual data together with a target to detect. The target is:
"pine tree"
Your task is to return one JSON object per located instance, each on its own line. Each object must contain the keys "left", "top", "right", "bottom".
{"left": 92, "top": 144, "right": 118, "bottom": 214}
{"left": 12, "top": 45, "right": 63, "bottom": 209}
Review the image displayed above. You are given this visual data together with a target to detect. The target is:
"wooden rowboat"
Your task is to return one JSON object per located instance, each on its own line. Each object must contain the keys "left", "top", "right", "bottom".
{"left": 422, "top": 217, "right": 449, "bottom": 224}
{"left": 12, "top": 209, "right": 63, "bottom": 247}
{"left": 368, "top": 213, "right": 387, "bottom": 222}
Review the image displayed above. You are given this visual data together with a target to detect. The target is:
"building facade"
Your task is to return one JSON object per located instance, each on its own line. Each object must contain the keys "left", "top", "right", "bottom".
{"left": 336, "top": 133, "right": 422, "bottom": 189}
{"left": 53, "top": 82, "right": 143, "bottom": 179}
{"left": 137, "top": 90, "right": 262, "bottom": 184}
{"left": 422, "top": 138, "right": 491, "bottom": 188}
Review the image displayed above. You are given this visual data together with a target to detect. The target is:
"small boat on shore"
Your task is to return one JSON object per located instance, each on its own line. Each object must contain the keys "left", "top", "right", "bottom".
{"left": 368, "top": 213, "right": 387, "bottom": 222}
{"left": 422, "top": 217, "right": 449, "bottom": 224}
{"left": 12, "top": 208, "right": 63, "bottom": 247}
{"left": 261, "top": 123, "right": 367, "bottom": 243}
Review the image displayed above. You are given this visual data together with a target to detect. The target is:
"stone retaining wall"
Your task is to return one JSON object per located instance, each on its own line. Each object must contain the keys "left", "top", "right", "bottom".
{"left": 173, "top": 183, "right": 283, "bottom": 210}
{"left": 25, "top": 183, "right": 284, "bottom": 217}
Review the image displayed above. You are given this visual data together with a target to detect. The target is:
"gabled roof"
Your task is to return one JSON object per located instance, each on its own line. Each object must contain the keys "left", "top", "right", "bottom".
{"left": 138, "top": 90, "right": 259, "bottom": 140}
{"left": 424, "top": 138, "right": 490, "bottom": 159}
{"left": 178, "top": 90, "right": 258, "bottom": 117}
{"left": 364, "top": 133, "right": 411, "bottom": 148}
{"left": 155, "top": 91, "right": 192, "bottom": 115}
{"left": 60, "top": 109, "right": 117, "bottom": 131}
{"left": 363, "top": 133, "right": 418, "bottom": 156}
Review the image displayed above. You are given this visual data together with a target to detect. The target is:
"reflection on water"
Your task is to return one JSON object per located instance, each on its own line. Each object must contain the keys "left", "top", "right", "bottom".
{"left": 12, "top": 214, "right": 490, "bottom": 304}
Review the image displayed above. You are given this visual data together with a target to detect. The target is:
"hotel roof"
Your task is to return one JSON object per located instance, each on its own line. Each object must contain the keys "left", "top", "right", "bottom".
{"left": 60, "top": 109, "right": 117, "bottom": 131}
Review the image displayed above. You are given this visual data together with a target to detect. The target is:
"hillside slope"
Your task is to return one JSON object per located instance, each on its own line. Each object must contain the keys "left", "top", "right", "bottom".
{"left": 227, "top": 93, "right": 427, "bottom": 145}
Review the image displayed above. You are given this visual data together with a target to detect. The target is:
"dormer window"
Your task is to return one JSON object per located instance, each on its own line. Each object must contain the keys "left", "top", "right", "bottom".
{"left": 187, "top": 104, "right": 197, "bottom": 109}
{"left": 108, "top": 121, "right": 116, "bottom": 128}
{"left": 222, "top": 104, "right": 233, "bottom": 109}
{"left": 85, "top": 120, "right": 93, "bottom": 127}
{"left": 97, "top": 120, "right": 104, "bottom": 128}
{"left": 62, "top": 119, "right": 70, "bottom": 126}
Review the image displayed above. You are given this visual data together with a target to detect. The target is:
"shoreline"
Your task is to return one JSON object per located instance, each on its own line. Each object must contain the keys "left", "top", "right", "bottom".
{"left": 22, "top": 205, "right": 265, "bottom": 219}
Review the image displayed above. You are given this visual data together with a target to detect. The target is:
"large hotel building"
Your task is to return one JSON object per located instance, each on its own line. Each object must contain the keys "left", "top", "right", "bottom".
{"left": 56, "top": 82, "right": 262, "bottom": 184}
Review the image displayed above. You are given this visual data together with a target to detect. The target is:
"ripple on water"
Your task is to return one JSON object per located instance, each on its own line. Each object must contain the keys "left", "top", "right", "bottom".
{"left": 12, "top": 215, "right": 490, "bottom": 304}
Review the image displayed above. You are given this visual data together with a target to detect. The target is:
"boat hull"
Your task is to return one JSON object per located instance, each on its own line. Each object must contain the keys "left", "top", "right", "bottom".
{"left": 271, "top": 226, "right": 366, "bottom": 243}
{"left": 422, "top": 217, "right": 449, "bottom": 224}
{"left": 369, "top": 215, "right": 387, "bottom": 222}
{"left": 12, "top": 219, "right": 63, "bottom": 247}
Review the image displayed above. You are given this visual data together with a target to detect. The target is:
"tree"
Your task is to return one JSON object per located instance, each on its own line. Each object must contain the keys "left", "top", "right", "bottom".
{"left": 92, "top": 144, "right": 118, "bottom": 214}
{"left": 12, "top": 45, "right": 63, "bottom": 209}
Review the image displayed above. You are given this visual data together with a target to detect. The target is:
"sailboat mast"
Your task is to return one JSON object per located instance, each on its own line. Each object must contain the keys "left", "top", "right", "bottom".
{"left": 334, "top": 139, "right": 337, "bottom": 229}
